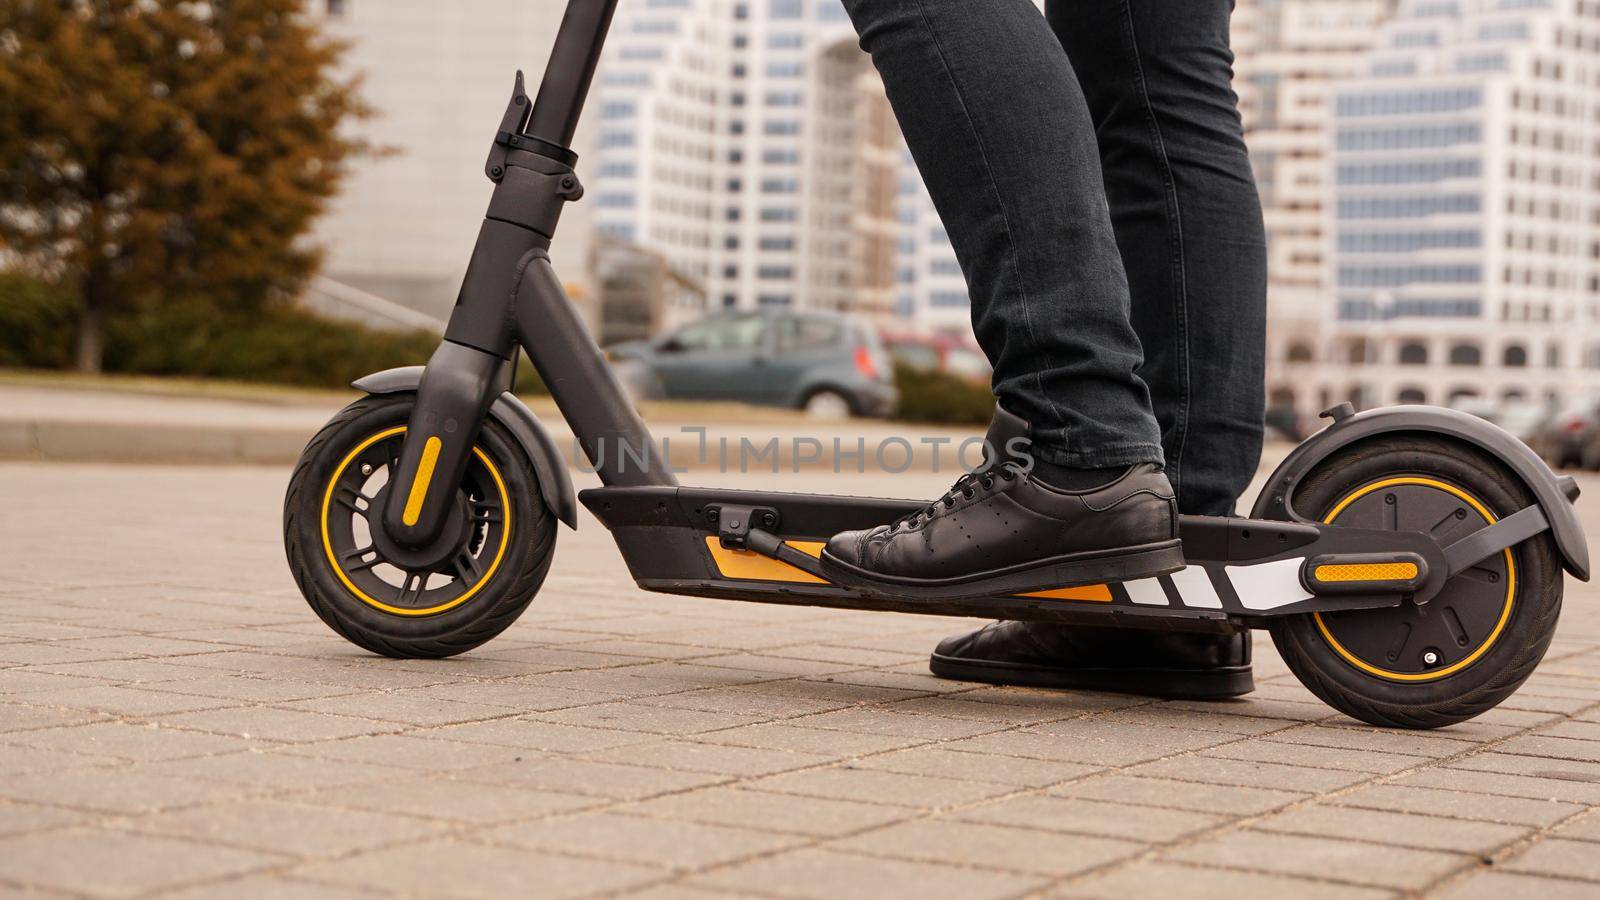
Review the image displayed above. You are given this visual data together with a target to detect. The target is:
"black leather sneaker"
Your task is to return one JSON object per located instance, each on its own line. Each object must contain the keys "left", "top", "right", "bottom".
{"left": 930, "top": 621, "right": 1254, "bottom": 699}
{"left": 820, "top": 406, "right": 1184, "bottom": 601}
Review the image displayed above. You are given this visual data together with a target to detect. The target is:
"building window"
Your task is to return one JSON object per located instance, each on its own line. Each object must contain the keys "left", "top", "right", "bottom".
{"left": 1337, "top": 123, "right": 1481, "bottom": 151}
{"left": 1335, "top": 86, "right": 1482, "bottom": 118}
{"left": 327, "top": 0, "right": 347, "bottom": 15}
{"left": 1503, "top": 344, "right": 1528, "bottom": 367}
{"left": 1336, "top": 194, "right": 1480, "bottom": 219}
{"left": 1336, "top": 264, "right": 1481, "bottom": 288}
{"left": 1397, "top": 387, "right": 1428, "bottom": 404}
{"left": 1336, "top": 158, "right": 1479, "bottom": 186}
{"left": 1448, "top": 343, "right": 1483, "bottom": 366}
{"left": 1398, "top": 342, "right": 1429, "bottom": 365}
{"left": 818, "top": 0, "right": 851, "bottom": 20}
{"left": 1287, "top": 342, "right": 1314, "bottom": 363}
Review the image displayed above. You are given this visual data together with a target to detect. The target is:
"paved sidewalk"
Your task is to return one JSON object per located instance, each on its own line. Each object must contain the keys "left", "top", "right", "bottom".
{"left": 1, "top": 462, "right": 1599, "bottom": 898}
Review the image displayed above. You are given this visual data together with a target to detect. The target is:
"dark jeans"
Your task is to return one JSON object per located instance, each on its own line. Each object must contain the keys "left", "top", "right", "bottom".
{"left": 842, "top": 0, "right": 1267, "bottom": 516}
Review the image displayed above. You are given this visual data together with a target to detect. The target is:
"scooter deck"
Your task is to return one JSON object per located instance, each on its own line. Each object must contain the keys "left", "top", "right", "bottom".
{"left": 581, "top": 484, "right": 1434, "bottom": 630}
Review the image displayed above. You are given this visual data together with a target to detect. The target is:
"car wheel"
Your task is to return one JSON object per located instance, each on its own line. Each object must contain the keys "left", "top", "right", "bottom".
{"left": 1583, "top": 443, "right": 1600, "bottom": 472}
{"left": 614, "top": 359, "right": 665, "bottom": 404}
{"left": 802, "top": 389, "right": 853, "bottom": 420}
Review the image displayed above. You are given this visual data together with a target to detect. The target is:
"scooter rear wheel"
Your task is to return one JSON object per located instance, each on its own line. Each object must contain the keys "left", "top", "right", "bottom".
{"left": 283, "top": 394, "right": 556, "bottom": 658}
{"left": 1268, "top": 435, "right": 1562, "bottom": 729}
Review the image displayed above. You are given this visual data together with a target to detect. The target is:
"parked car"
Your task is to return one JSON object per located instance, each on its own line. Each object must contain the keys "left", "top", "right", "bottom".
{"left": 1489, "top": 400, "right": 1549, "bottom": 445}
{"left": 882, "top": 334, "right": 991, "bottom": 385}
{"left": 608, "top": 309, "right": 898, "bottom": 418}
{"left": 1531, "top": 397, "right": 1600, "bottom": 469}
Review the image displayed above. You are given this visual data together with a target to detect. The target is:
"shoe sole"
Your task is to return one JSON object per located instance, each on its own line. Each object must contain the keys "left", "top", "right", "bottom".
{"left": 929, "top": 653, "right": 1255, "bottom": 700}
{"left": 819, "top": 539, "right": 1185, "bottom": 603}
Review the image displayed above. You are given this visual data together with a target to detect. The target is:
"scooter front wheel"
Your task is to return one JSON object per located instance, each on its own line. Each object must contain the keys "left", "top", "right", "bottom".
{"left": 283, "top": 394, "right": 555, "bottom": 658}
{"left": 1268, "top": 435, "right": 1563, "bottom": 729}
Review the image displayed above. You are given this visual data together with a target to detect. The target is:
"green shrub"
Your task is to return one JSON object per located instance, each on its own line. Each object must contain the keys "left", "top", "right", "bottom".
{"left": 0, "top": 274, "right": 79, "bottom": 368}
{"left": 892, "top": 362, "right": 994, "bottom": 426}
{"left": 0, "top": 274, "right": 499, "bottom": 390}
{"left": 101, "top": 296, "right": 441, "bottom": 388}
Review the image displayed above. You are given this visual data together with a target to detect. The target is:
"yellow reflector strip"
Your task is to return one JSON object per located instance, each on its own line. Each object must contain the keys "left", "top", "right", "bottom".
{"left": 1019, "top": 584, "right": 1113, "bottom": 602}
{"left": 1313, "top": 562, "right": 1418, "bottom": 583}
{"left": 705, "top": 537, "right": 828, "bottom": 584}
{"left": 401, "top": 436, "right": 442, "bottom": 527}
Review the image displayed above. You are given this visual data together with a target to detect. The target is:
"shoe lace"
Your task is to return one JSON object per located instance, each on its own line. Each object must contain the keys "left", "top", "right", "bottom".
{"left": 891, "top": 463, "right": 1020, "bottom": 531}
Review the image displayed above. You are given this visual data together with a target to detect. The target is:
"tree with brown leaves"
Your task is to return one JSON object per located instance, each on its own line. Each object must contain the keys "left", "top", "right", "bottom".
{"left": 0, "top": 0, "right": 368, "bottom": 372}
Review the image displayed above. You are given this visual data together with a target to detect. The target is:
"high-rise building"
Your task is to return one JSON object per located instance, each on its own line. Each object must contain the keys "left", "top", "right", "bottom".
{"left": 592, "top": 0, "right": 899, "bottom": 322}
{"left": 307, "top": 0, "right": 597, "bottom": 325}
{"left": 1234, "top": 0, "right": 1397, "bottom": 418}
{"left": 1279, "top": 0, "right": 1600, "bottom": 415}
{"left": 895, "top": 153, "right": 971, "bottom": 339}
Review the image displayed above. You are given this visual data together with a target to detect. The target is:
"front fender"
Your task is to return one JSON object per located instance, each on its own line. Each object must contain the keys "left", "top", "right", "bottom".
{"left": 1252, "top": 404, "right": 1588, "bottom": 581}
{"left": 353, "top": 367, "right": 577, "bottom": 529}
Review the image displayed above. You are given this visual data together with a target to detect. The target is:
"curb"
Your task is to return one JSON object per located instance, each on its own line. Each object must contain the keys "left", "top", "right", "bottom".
{"left": 0, "top": 420, "right": 312, "bottom": 466}
{"left": 0, "top": 418, "right": 992, "bottom": 473}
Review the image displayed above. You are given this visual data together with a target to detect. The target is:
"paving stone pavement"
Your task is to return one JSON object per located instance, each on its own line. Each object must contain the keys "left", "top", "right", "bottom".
{"left": 2, "top": 461, "right": 1600, "bottom": 898}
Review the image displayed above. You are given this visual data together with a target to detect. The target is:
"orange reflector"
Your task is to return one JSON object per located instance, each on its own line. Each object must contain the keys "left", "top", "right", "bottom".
{"left": 401, "top": 436, "right": 442, "bottom": 527}
{"left": 1313, "top": 562, "right": 1418, "bottom": 583}
{"left": 1018, "top": 584, "right": 1113, "bottom": 602}
{"left": 705, "top": 537, "right": 828, "bottom": 584}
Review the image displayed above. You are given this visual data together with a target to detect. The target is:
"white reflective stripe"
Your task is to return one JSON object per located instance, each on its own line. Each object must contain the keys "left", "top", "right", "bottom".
{"left": 1124, "top": 578, "right": 1168, "bottom": 605}
{"left": 1227, "top": 557, "right": 1314, "bottom": 610}
{"left": 1169, "top": 565, "right": 1223, "bottom": 608}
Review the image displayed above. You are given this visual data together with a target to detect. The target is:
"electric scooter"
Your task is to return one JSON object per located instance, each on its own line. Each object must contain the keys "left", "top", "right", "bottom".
{"left": 283, "top": 0, "right": 1590, "bottom": 729}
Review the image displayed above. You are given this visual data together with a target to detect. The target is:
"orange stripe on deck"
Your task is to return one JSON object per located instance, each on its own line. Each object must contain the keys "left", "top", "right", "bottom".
{"left": 1017, "top": 584, "right": 1113, "bottom": 602}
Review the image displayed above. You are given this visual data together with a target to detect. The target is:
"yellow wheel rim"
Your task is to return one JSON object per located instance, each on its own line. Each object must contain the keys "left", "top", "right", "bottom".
{"left": 1314, "top": 476, "right": 1515, "bottom": 682}
{"left": 319, "top": 426, "right": 512, "bottom": 617}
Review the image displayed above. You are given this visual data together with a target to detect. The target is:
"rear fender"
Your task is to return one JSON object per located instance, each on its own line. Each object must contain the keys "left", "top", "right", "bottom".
{"left": 354, "top": 367, "right": 577, "bottom": 529}
{"left": 1251, "top": 404, "right": 1588, "bottom": 581}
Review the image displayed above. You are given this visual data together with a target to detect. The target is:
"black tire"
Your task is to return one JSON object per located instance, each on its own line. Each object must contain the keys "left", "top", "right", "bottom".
{"left": 1267, "top": 435, "right": 1562, "bottom": 729}
{"left": 800, "top": 387, "right": 856, "bottom": 420}
{"left": 1583, "top": 442, "right": 1600, "bottom": 472}
{"left": 283, "top": 394, "right": 555, "bottom": 658}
